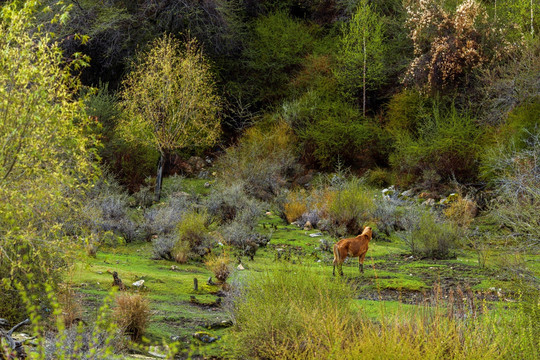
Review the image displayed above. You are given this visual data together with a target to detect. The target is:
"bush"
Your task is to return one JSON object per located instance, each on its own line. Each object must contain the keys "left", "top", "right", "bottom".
{"left": 244, "top": 11, "right": 315, "bottom": 104}
{"left": 443, "top": 195, "right": 477, "bottom": 228}
{"left": 144, "top": 195, "right": 193, "bottom": 237}
{"left": 400, "top": 210, "right": 459, "bottom": 259}
{"left": 482, "top": 129, "right": 540, "bottom": 245}
{"left": 172, "top": 210, "right": 213, "bottom": 262}
{"left": 82, "top": 178, "right": 139, "bottom": 243}
{"left": 327, "top": 177, "right": 375, "bottom": 236}
{"left": 205, "top": 252, "right": 232, "bottom": 283}
{"left": 282, "top": 91, "right": 389, "bottom": 169}
{"left": 113, "top": 293, "right": 150, "bottom": 342}
{"left": 216, "top": 121, "right": 300, "bottom": 201}
{"left": 151, "top": 235, "right": 177, "bottom": 261}
{"left": 283, "top": 190, "right": 308, "bottom": 223}
{"left": 390, "top": 104, "right": 483, "bottom": 183}
{"left": 228, "top": 265, "right": 354, "bottom": 359}
{"left": 205, "top": 183, "right": 262, "bottom": 227}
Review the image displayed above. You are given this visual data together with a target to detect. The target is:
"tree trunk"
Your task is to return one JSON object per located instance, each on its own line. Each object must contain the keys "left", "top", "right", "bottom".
{"left": 154, "top": 153, "right": 164, "bottom": 203}
{"left": 363, "top": 32, "right": 366, "bottom": 117}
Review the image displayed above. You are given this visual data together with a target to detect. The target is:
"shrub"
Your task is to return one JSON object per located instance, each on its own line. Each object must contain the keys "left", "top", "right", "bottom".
{"left": 82, "top": 176, "right": 139, "bottom": 243}
{"left": 205, "top": 252, "right": 232, "bottom": 283}
{"left": 228, "top": 265, "right": 354, "bottom": 359}
{"left": 151, "top": 234, "right": 177, "bottom": 261}
{"left": 282, "top": 91, "right": 389, "bottom": 169}
{"left": 390, "top": 104, "right": 483, "bottom": 183}
{"left": 205, "top": 183, "right": 262, "bottom": 227}
{"left": 364, "top": 167, "right": 394, "bottom": 188}
{"left": 283, "top": 190, "right": 308, "bottom": 223}
{"left": 327, "top": 177, "right": 375, "bottom": 236}
{"left": 215, "top": 121, "right": 300, "bottom": 201}
{"left": 443, "top": 195, "right": 477, "bottom": 228}
{"left": 482, "top": 129, "right": 540, "bottom": 245}
{"left": 172, "top": 210, "right": 213, "bottom": 262}
{"left": 400, "top": 210, "right": 459, "bottom": 259}
{"left": 144, "top": 195, "right": 192, "bottom": 237}
{"left": 245, "top": 11, "right": 315, "bottom": 104}
{"left": 113, "top": 293, "right": 150, "bottom": 342}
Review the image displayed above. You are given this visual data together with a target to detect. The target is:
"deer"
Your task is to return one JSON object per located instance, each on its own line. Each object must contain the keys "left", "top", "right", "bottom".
{"left": 332, "top": 226, "right": 373, "bottom": 276}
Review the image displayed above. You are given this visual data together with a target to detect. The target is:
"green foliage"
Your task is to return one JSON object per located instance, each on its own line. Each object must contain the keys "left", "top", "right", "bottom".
{"left": 335, "top": 0, "right": 387, "bottom": 110}
{"left": 244, "top": 11, "right": 315, "bottom": 104}
{"left": 121, "top": 35, "right": 221, "bottom": 155}
{"left": 386, "top": 89, "right": 428, "bottom": 135}
{"left": 401, "top": 210, "right": 459, "bottom": 259}
{"left": 216, "top": 121, "right": 300, "bottom": 201}
{"left": 390, "top": 103, "right": 483, "bottom": 182}
{"left": 0, "top": 0, "right": 98, "bottom": 323}
{"left": 282, "top": 91, "right": 389, "bottom": 169}
{"left": 172, "top": 210, "right": 213, "bottom": 263}
{"left": 228, "top": 264, "right": 354, "bottom": 359}
{"left": 327, "top": 177, "right": 375, "bottom": 236}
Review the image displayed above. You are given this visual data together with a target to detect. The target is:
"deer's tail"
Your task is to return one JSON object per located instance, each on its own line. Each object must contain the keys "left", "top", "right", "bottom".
{"left": 333, "top": 243, "right": 341, "bottom": 264}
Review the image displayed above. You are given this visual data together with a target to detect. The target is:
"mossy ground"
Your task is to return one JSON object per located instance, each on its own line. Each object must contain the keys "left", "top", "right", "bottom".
{"left": 68, "top": 180, "right": 539, "bottom": 358}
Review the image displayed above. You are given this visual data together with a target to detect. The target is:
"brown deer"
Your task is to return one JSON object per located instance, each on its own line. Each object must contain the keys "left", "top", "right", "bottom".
{"left": 333, "top": 226, "right": 373, "bottom": 276}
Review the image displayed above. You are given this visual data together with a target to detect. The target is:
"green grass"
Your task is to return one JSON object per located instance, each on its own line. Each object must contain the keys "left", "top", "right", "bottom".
{"left": 67, "top": 179, "right": 540, "bottom": 358}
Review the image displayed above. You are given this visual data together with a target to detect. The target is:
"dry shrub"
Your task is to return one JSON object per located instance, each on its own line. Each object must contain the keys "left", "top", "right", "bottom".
{"left": 444, "top": 195, "right": 477, "bottom": 228}
{"left": 283, "top": 190, "right": 308, "bottom": 223}
{"left": 205, "top": 252, "right": 232, "bottom": 283}
{"left": 113, "top": 293, "right": 150, "bottom": 342}
{"left": 58, "top": 284, "right": 83, "bottom": 329}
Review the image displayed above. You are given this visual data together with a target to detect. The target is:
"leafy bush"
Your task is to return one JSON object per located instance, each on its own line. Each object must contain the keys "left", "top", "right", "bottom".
{"left": 400, "top": 210, "right": 459, "bottom": 259}
{"left": 443, "top": 195, "right": 477, "bottom": 228}
{"left": 482, "top": 128, "right": 540, "bottom": 245}
{"left": 245, "top": 11, "right": 315, "bottom": 104}
{"left": 216, "top": 121, "right": 300, "bottom": 201}
{"left": 282, "top": 91, "right": 389, "bottom": 169}
{"left": 205, "top": 183, "right": 262, "bottom": 227}
{"left": 283, "top": 190, "right": 308, "bottom": 223}
{"left": 113, "top": 293, "right": 150, "bottom": 342}
{"left": 172, "top": 210, "right": 213, "bottom": 262}
{"left": 327, "top": 177, "right": 375, "bottom": 236}
{"left": 390, "top": 104, "right": 483, "bottom": 183}
{"left": 205, "top": 252, "right": 232, "bottom": 283}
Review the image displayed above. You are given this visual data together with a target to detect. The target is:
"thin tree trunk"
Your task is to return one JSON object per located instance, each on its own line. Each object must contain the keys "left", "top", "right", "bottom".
{"left": 363, "top": 32, "right": 366, "bottom": 117}
{"left": 154, "top": 152, "right": 164, "bottom": 203}
{"left": 531, "top": 0, "right": 534, "bottom": 36}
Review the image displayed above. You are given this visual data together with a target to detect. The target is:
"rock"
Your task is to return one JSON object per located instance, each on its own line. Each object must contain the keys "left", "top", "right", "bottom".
{"left": 204, "top": 182, "right": 211, "bottom": 188}
{"left": 303, "top": 221, "right": 313, "bottom": 231}
{"left": 193, "top": 331, "right": 220, "bottom": 343}
{"left": 187, "top": 156, "right": 206, "bottom": 173}
{"left": 170, "top": 265, "right": 178, "bottom": 271}
{"left": 400, "top": 189, "right": 414, "bottom": 198}
{"left": 265, "top": 211, "right": 272, "bottom": 216}
{"left": 309, "top": 232, "right": 323, "bottom": 237}
{"left": 237, "top": 264, "right": 245, "bottom": 270}
{"left": 382, "top": 186, "right": 395, "bottom": 198}
{"left": 133, "top": 279, "right": 145, "bottom": 288}
{"left": 423, "top": 198, "right": 436, "bottom": 206}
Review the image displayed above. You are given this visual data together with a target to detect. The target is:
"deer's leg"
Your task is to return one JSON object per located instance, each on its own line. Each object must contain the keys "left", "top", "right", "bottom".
{"left": 359, "top": 253, "right": 366, "bottom": 274}
{"left": 333, "top": 259, "right": 336, "bottom": 276}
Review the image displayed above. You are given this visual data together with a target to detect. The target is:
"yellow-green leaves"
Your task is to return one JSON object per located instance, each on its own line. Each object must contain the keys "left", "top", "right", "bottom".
{"left": 120, "top": 34, "right": 222, "bottom": 154}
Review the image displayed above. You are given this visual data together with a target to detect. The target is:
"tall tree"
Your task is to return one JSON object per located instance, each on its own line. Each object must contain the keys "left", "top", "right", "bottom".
{"left": 121, "top": 35, "right": 221, "bottom": 202}
{"left": 0, "top": 0, "right": 98, "bottom": 322}
{"left": 335, "top": 0, "right": 386, "bottom": 116}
